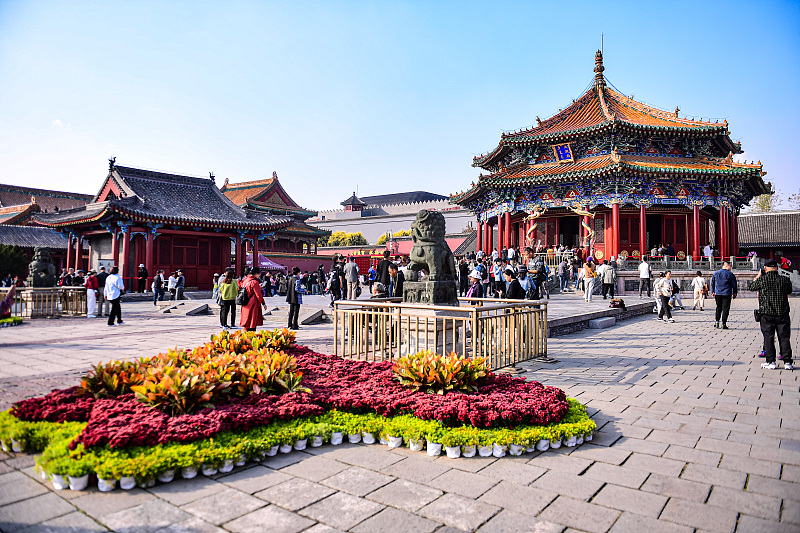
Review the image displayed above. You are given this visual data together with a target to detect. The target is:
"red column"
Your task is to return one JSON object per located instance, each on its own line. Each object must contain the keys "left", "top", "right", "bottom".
{"left": 120, "top": 230, "right": 130, "bottom": 289}
{"left": 719, "top": 207, "right": 729, "bottom": 259}
{"left": 692, "top": 205, "right": 701, "bottom": 260}
{"left": 235, "top": 235, "right": 243, "bottom": 276}
{"left": 65, "top": 233, "right": 74, "bottom": 272}
{"left": 496, "top": 217, "right": 503, "bottom": 254}
{"left": 639, "top": 204, "right": 647, "bottom": 259}
{"left": 504, "top": 212, "right": 511, "bottom": 249}
{"left": 477, "top": 222, "right": 483, "bottom": 252}
{"left": 145, "top": 233, "right": 154, "bottom": 287}
{"left": 74, "top": 232, "right": 82, "bottom": 272}
{"left": 611, "top": 204, "right": 620, "bottom": 260}
{"left": 731, "top": 214, "right": 739, "bottom": 257}
{"left": 111, "top": 229, "right": 119, "bottom": 267}
{"left": 253, "top": 235, "right": 259, "bottom": 267}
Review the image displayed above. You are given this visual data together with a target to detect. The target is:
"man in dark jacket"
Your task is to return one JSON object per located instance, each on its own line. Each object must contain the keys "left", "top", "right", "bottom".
{"left": 137, "top": 264, "right": 148, "bottom": 293}
{"left": 711, "top": 261, "right": 738, "bottom": 329}
{"left": 376, "top": 250, "right": 393, "bottom": 287}
{"left": 387, "top": 263, "right": 405, "bottom": 298}
{"left": 286, "top": 267, "right": 303, "bottom": 330}
{"left": 458, "top": 259, "right": 470, "bottom": 296}
{"left": 175, "top": 270, "right": 186, "bottom": 301}
{"left": 750, "top": 259, "right": 793, "bottom": 370}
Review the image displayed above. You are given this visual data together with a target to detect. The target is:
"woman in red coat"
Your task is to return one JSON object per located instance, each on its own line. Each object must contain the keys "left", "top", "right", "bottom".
{"left": 239, "top": 266, "right": 266, "bottom": 331}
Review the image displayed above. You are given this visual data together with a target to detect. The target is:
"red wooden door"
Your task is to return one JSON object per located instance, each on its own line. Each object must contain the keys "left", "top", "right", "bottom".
{"left": 662, "top": 215, "right": 688, "bottom": 253}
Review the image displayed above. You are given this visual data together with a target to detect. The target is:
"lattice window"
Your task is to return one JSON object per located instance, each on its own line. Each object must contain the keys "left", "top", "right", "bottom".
{"left": 594, "top": 217, "right": 604, "bottom": 243}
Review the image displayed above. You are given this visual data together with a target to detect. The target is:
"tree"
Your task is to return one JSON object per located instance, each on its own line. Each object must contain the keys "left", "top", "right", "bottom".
{"left": 393, "top": 229, "right": 410, "bottom": 237}
{"left": 344, "top": 233, "right": 368, "bottom": 246}
{"left": 325, "top": 231, "right": 347, "bottom": 247}
{"left": 788, "top": 190, "right": 800, "bottom": 210}
{"left": 377, "top": 234, "right": 388, "bottom": 245}
{"left": 748, "top": 191, "right": 782, "bottom": 213}
{"left": 0, "top": 245, "right": 28, "bottom": 280}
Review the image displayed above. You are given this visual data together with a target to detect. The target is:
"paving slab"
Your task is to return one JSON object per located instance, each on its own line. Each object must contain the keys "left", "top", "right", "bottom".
{"left": 477, "top": 480, "right": 557, "bottom": 516}
{"left": 0, "top": 493, "right": 76, "bottom": 532}
{"left": 476, "top": 509, "right": 564, "bottom": 533}
{"left": 254, "top": 478, "right": 335, "bottom": 511}
{"left": 364, "top": 479, "right": 442, "bottom": 512}
{"left": 537, "top": 495, "right": 620, "bottom": 533}
{"left": 418, "top": 493, "right": 500, "bottom": 531}
{"left": 101, "top": 498, "right": 192, "bottom": 533}
{"left": 223, "top": 504, "right": 315, "bottom": 533}
{"left": 180, "top": 488, "right": 265, "bottom": 525}
{"left": 350, "top": 506, "right": 440, "bottom": 533}
{"left": 300, "top": 492, "right": 384, "bottom": 531}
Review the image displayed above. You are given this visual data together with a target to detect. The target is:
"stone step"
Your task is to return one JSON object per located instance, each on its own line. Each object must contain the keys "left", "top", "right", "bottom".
{"left": 588, "top": 316, "right": 616, "bottom": 329}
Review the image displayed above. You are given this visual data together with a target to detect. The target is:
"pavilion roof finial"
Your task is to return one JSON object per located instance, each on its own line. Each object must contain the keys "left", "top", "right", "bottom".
{"left": 594, "top": 49, "right": 605, "bottom": 87}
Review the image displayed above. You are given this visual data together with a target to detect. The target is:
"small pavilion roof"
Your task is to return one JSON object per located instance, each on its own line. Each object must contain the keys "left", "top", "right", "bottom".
{"left": 34, "top": 165, "right": 293, "bottom": 230}
{"left": 341, "top": 192, "right": 367, "bottom": 207}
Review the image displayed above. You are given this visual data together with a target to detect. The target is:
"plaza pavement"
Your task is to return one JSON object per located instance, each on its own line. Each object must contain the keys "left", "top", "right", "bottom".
{"left": 0, "top": 294, "right": 798, "bottom": 532}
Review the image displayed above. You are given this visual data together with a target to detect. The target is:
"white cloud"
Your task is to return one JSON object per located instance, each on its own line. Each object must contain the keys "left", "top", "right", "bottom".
{"left": 52, "top": 119, "right": 64, "bottom": 128}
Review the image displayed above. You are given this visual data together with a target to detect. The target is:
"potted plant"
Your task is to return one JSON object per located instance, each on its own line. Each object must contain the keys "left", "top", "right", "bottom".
{"left": 438, "top": 431, "right": 462, "bottom": 459}
{"left": 425, "top": 429, "right": 443, "bottom": 457}
{"left": 549, "top": 428, "right": 564, "bottom": 449}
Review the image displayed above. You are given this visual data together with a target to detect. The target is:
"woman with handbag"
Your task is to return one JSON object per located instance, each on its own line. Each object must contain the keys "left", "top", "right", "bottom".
{"left": 691, "top": 271, "right": 707, "bottom": 311}
{"left": 239, "top": 266, "right": 266, "bottom": 332}
{"left": 218, "top": 268, "right": 238, "bottom": 329}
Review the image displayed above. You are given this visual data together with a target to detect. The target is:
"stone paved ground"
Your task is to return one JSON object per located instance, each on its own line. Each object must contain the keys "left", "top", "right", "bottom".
{"left": 0, "top": 296, "right": 798, "bottom": 532}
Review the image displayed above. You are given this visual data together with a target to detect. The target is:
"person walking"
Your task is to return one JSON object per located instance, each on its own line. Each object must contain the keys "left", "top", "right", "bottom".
{"left": 654, "top": 271, "right": 675, "bottom": 323}
{"left": 96, "top": 266, "right": 109, "bottom": 317}
{"left": 517, "top": 267, "right": 534, "bottom": 299}
{"left": 670, "top": 277, "right": 685, "bottom": 310}
{"left": 376, "top": 250, "right": 393, "bottom": 287}
{"left": 104, "top": 266, "right": 125, "bottom": 326}
{"left": 239, "top": 266, "right": 266, "bottom": 332}
{"left": 492, "top": 258, "right": 505, "bottom": 298}
{"left": 211, "top": 273, "right": 220, "bottom": 302}
{"left": 459, "top": 259, "right": 470, "bottom": 296}
{"left": 137, "top": 264, "right": 148, "bottom": 293}
{"left": 84, "top": 270, "right": 99, "bottom": 318}
{"left": 749, "top": 259, "right": 794, "bottom": 370}
{"left": 638, "top": 259, "right": 651, "bottom": 298}
{"left": 175, "top": 270, "right": 186, "bottom": 301}
{"left": 218, "top": 268, "right": 237, "bottom": 328}
{"left": 583, "top": 260, "right": 597, "bottom": 302}
{"left": 557, "top": 258, "right": 570, "bottom": 292}
{"left": 286, "top": 267, "right": 305, "bottom": 330}
{"left": 465, "top": 269, "right": 484, "bottom": 298}
{"left": 151, "top": 270, "right": 165, "bottom": 305}
{"left": 344, "top": 256, "right": 360, "bottom": 300}
{"left": 711, "top": 261, "right": 738, "bottom": 329}
{"left": 600, "top": 260, "right": 617, "bottom": 299}
{"left": 691, "top": 271, "right": 707, "bottom": 311}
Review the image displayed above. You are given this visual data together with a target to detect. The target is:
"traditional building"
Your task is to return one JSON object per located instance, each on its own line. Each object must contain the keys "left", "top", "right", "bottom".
{"left": 738, "top": 210, "right": 800, "bottom": 268}
{"left": 0, "top": 184, "right": 92, "bottom": 225}
{"left": 32, "top": 161, "right": 306, "bottom": 289}
{"left": 450, "top": 51, "right": 769, "bottom": 262}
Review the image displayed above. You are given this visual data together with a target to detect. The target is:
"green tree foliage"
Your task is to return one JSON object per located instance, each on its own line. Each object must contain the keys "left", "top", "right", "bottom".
{"left": 0, "top": 245, "right": 28, "bottom": 279}
{"left": 749, "top": 191, "right": 782, "bottom": 213}
{"left": 319, "top": 231, "right": 366, "bottom": 247}
{"left": 344, "top": 233, "right": 368, "bottom": 246}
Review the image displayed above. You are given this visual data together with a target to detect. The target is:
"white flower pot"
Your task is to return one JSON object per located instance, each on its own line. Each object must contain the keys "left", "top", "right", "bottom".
{"left": 311, "top": 436, "right": 324, "bottom": 448}
{"left": 492, "top": 443, "right": 507, "bottom": 458}
{"left": 585, "top": 433, "right": 593, "bottom": 442}
{"left": 51, "top": 474, "right": 68, "bottom": 490}
{"left": 565, "top": 436, "right": 578, "bottom": 448}
{"left": 408, "top": 439, "right": 424, "bottom": 452}
{"left": 219, "top": 460, "right": 234, "bottom": 473}
{"left": 445, "top": 446, "right": 461, "bottom": 459}
{"left": 550, "top": 437, "right": 563, "bottom": 449}
{"left": 255, "top": 451, "right": 266, "bottom": 461}
{"left": 478, "top": 445, "right": 493, "bottom": 457}
{"left": 201, "top": 464, "right": 218, "bottom": 476}
{"left": 98, "top": 478, "right": 116, "bottom": 492}
{"left": 138, "top": 478, "right": 155, "bottom": 488}
{"left": 293, "top": 439, "right": 308, "bottom": 451}
{"left": 535, "top": 439, "right": 550, "bottom": 452}
{"left": 347, "top": 434, "right": 361, "bottom": 444}
{"left": 279, "top": 443, "right": 293, "bottom": 454}
{"left": 266, "top": 445, "right": 279, "bottom": 456}
{"left": 120, "top": 476, "right": 136, "bottom": 490}
{"left": 39, "top": 469, "right": 48, "bottom": 481}
{"left": 0, "top": 440, "right": 7, "bottom": 452}
{"left": 379, "top": 437, "right": 388, "bottom": 445}
{"left": 158, "top": 470, "right": 175, "bottom": 483}
{"left": 11, "top": 439, "right": 25, "bottom": 453}
{"left": 331, "top": 432, "right": 343, "bottom": 445}
{"left": 462, "top": 445, "right": 477, "bottom": 458}
{"left": 387, "top": 436, "right": 403, "bottom": 449}
{"left": 576, "top": 434, "right": 584, "bottom": 446}
{"left": 181, "top": 466, "right": 198, "bottom": 479}
{"left": 509, "top": 444, "right": 525, "bottom": 456}
{"left": 68, "top": 474, "right": 89, "bottom": 491}
{"left": 362, "top": 432, "right": 376, "bottom": 444}
{"left": 525, "top": 445, "right": 537, "bottom": 453}
{"left": 426, "top": 440, "right": 442, "bottom": 456}
{"left": 235, "top": 455, "right": 247, "bottom": 467}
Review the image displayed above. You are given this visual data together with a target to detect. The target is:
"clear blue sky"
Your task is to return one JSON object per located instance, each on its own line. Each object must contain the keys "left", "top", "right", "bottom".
{"left": 1, "top": 0, "right": 798, "bottom": 210}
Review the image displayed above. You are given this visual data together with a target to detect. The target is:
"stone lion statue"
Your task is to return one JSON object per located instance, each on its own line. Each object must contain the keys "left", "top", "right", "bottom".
{"left": 407, "top": 210, "right": 457, "bottom": 281}
{"left": 27, "top": 247, "right": 57, "bottom": 287}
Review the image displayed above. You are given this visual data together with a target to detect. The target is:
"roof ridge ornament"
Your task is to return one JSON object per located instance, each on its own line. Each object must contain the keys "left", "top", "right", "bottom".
{"left": 108, "top": 156, "right": 116, "bottom": 172}
{"left": 594, "top": 49, "right": 605, "bottom": 87}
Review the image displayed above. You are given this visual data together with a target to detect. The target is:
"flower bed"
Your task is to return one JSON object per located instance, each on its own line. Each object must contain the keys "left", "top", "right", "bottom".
{"left": 0, "top": 329, "right": 596, "bottom": 491}
{"left": 0, "top": 316, "right": 22, "bottom": 327}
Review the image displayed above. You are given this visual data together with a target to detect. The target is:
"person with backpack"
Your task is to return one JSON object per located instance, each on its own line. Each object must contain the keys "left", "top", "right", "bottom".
{"left": 218, "top": 268, "right": 238, "bottom": 329}
{"left": 286, "top": 267, "right": 306, "bottom": 330}
{"left": 239, "top": 266, "right": 266, "bottom": 332}
{"left": 152, "top": 270, "right": 165, "bottom": 305}
{"left": 654, "top": 271, "right": 675, "bottom": 323}
{"left": 691, "top": 270, "right": 707, "bottom": 311}
{"left": 583, "top": 260, "right": 597, "bottom": 302}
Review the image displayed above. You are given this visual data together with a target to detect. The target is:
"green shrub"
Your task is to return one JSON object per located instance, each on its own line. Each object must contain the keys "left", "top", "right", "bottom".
{"left": 392, "top": 350, "right": 488, "bottom": 395}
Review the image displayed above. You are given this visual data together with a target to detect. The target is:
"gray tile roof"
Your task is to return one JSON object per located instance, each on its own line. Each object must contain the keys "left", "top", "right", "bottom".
{"left": 0, "top": 183, "right": 91, "bottom": 213}
{"left": 453, "top": 230, "right": 477, "bottom": 255}
{"left": 34, "top": 166, "right": 293, "bottom": 230}
{"left": 737, "top": 210, "right": 800, "bottom": 248}
{"left": 360, "top": 191, "right": 447, "bottom": 206}
{"left": 0, "top": 225, "right": 86, "bottom": 250}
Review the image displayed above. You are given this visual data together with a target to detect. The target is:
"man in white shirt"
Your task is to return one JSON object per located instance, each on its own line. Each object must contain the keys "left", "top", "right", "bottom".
{"left": 476, "top": 249, "right": 484, "bottom": 260}
{"left": 507, "top": 247, "right": 516, "bottom": 263}
{"left": 703, "top": 244, "right": 713, "bottom": 259}
{"left": 638, "top": 259, "right": 651, "bottom": 298}
{"left": 104, "top": 266, "right": 126, "bottom": 326}
{"left": 491, "top": 249, "right": 499, "bottom": 261}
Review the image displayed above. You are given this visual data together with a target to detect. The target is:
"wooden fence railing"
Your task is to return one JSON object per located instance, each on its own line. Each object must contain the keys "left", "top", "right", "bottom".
{"left": 333, "top": 299, "right": 547, "bottom": 370}
{"left": 9, "top": 287, "right": 87, "bottom": 318}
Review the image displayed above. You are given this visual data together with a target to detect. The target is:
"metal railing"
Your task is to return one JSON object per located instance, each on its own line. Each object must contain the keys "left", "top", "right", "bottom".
{"left": 333, "top": 298, "right": 547, "bottom": 370}
{"left": 9, "top": 287, "right": 87, "bottom": 318}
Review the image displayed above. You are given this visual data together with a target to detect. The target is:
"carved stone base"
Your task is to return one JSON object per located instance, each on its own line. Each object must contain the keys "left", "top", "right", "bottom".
{"left": 402, "top": 280, "right": 459, "bottom": 306}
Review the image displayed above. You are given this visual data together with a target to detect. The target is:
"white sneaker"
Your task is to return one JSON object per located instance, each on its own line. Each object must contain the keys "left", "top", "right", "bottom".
{"left": 668, "top": 318, "right": 675, "bottom": 323}
{"left": 654, "top": 317, "right": 663, "bottom": 321}
{"left": 785, "top": 363, "right": 794, "bottom": 370}
{"left": 761, "top": 362, "right": 776, "bottom": 370}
